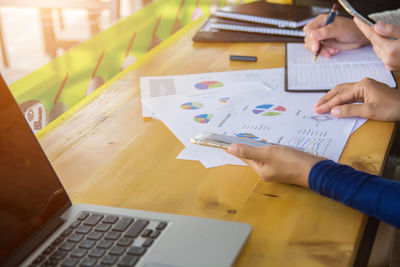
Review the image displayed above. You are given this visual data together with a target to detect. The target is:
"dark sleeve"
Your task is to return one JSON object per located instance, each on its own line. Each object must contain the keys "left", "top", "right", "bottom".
{"left": 309, "top": 160, "right": 400, "bottom": 228}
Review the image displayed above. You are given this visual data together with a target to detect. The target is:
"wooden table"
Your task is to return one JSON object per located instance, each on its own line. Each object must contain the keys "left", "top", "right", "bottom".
{"left": 37, "top": 18, "right": 399, "bottom": 266}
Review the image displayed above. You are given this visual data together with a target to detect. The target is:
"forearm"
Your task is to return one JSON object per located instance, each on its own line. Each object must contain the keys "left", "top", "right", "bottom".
{"left": 309, "top": 160, "right": 400, "bottom": 228}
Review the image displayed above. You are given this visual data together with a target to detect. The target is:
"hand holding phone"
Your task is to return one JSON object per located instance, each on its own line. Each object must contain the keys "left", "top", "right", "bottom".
{"left": 191, "top": 132, "right": 305, "bottom": 152}
{"left": 338, "top": 0, "right": 375, "bottom": 27}
{"left": 191, "top": 133, "right": 270, "bottom": 149}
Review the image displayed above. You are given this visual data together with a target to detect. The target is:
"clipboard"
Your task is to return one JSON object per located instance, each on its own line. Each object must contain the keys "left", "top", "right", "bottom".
{"left": 284, "top": 43, "right": 398, "bottom": 93}
{"left": 284, "top": 42, "right": 329, "bottom": 93}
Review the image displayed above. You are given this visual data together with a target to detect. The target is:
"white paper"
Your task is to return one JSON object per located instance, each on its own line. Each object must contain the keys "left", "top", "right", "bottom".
{"left": 351, "top": 118, "right": 368, "bottom": 134}
{"left": 287, "top": 43, "right": 397, "bottom": 90}
{"left": 177, "top": 144, "right": 246, "bottom": 168}
{"left": 199, "top": 87, "right": 358, "bottom": 164}
{"left": 140, "top": 67, "right": 363, "bottom": 168}
{"left": 140, "top": 68, "right": 283, "bottom": 117}
{"left": 143, "top": 82, "right": 272, "bottom": 147}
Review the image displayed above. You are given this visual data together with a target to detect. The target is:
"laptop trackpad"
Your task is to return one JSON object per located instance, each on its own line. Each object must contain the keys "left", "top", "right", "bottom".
{"left": 141, "top": 217, "right": 250, "bottom": 267}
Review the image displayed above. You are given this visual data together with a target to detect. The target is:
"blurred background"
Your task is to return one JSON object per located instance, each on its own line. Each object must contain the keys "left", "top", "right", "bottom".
{"left": 0, "top": 0, "right": 292, "bottom": 132}
{"left": 0, "top": 0, "right": 252, "bottom": 83}
{"left": 0, "top": 0, "right": 156, "bottom": 83}
{"left": 0, "top": 0, "right": 392, "bottom": 133}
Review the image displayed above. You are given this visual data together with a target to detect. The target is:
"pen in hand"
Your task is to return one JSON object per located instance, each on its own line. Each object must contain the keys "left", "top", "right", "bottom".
{"left": 313, "top": 3, "right": 339, "bottom": 63}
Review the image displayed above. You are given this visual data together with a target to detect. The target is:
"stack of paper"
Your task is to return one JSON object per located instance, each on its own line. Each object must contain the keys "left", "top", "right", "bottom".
{"left": 193, "top": 1, "right": 329, "bottom": 43}
{"left": 140, "top": 67, "right": 366, "bottom": 168}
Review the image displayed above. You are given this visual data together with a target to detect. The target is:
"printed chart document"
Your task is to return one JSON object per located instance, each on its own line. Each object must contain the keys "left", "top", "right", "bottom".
{"left": 143, "top": 82, "right": 272, "bottom": 168}
{"left": 194, "top": 87, "right": 360, "bottom": 167}
{"left": 286, "top": 43, "right": 397, "bottom": 92}
{"left": 143, "top": 81, "right": 271, "bottom": 146}
{"left": 140, "top": 68, "right": 284, "bottom": 118}
{"left": 140, "top": 68, "right": 365, "bottom": 168}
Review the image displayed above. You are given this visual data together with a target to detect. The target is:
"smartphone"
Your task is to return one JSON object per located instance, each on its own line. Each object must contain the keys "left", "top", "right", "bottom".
{"left": 191, "top": 132, "right": 271, "bottom": 149}
{"left": 338, "top": 0, "right": 376, "bottom": 27}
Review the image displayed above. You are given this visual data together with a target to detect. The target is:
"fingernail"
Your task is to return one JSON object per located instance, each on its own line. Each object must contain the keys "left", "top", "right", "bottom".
{"left": 313, "top": 104, "right": 321, "bottom": 111}
{"left": 374, "top": 21, "right": 384, "bottom": 32}
{"left": 328, "top": 48, "right": 335, "bottom": 54}
{"left": 227, "top": 144, "right": 237, "bottom": 154}
{"left": 312, "top": 44, "right": 317, "bottom": 52}
{"left": 331, "top": 107, "right": 340, "bottom": 116}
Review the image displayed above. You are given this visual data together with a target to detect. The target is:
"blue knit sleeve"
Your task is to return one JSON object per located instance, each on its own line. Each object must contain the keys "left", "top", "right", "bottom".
{"left": 309, "top": 160, "right": 400, "bottom": 228}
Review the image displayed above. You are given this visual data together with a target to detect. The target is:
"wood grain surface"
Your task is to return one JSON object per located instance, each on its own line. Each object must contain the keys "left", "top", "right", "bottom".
{"left": 38, "top": 17, "right": 399, "bottom": 266}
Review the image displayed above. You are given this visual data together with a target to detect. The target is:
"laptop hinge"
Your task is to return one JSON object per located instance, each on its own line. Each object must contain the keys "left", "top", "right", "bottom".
{"left": 3, "top": 203, "right": 69, "bottom": 267}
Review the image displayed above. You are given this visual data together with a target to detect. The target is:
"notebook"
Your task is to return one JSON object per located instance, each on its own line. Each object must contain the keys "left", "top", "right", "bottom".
{"left": 193, "top": 16, "right": 305, "bottom": 42}
{"left": 285, "top": 43, "right": 397, "bottom": 92}
{"left": 215, "top": 1, "right": 329, "bottom": 28}
{"left": 0, "top": 74, "right": 251, "bottom": 267}
{"left": 193, "top": 2, "right": 329, "bottom": 43}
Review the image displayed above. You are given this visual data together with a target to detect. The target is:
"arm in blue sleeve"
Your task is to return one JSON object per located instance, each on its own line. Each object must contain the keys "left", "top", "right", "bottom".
{"left": 309, "top": 160, "right": 400, "bottom": 228}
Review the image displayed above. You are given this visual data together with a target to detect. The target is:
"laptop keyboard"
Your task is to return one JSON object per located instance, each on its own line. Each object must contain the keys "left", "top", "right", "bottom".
{"left": 29, "top": 211, "right": 168, "bottom": 267}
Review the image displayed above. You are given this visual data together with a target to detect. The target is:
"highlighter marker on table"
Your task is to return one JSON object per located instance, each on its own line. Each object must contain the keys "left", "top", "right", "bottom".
{"left": 230, "top": 55, "right": 257, "bottom": 62}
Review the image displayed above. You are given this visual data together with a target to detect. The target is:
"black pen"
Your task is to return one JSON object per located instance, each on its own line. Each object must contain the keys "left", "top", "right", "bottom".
{"left": 230, "top": 55, "right": 257, "bottom": 62}
{"left": 313, "top": 3, "right": 338, "bottom": 63}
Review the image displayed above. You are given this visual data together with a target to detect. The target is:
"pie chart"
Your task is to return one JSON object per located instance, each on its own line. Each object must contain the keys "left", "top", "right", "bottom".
{"left": 180, "top": 102, "right": 203, "bottom": 110}
{"left": 235, "top": 133, "right": 258, "bottom": 139}
{"left": 252, "top": 104, "right": 286, "bottom": 116}
{"left": 219, "top": 97, "right": 230, "bottom": 103}
{"left": 235, "top": 133, "right": 269, "bottom": 144}
{"left": 194, "top": 114, "right": 213, "bottom": 123}
{"left": 194, "top": 81, "right": 223, "bottom": 90}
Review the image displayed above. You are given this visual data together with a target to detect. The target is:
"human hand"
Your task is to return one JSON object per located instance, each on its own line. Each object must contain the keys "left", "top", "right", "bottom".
{"left": 227, "top": 144, "right": 324, "bottom": 188}
{"left": 354, "top": 18, "right": 400, "bottom": 71}
{"left": 314, "top": 78, "right": 400, "bottom": 121}
{"left": 303, "top": 15, "right": 370, "bottom": 58}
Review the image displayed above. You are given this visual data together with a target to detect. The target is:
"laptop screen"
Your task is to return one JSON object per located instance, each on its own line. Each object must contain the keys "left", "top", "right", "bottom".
{"left": 0, "top": 76, "right": 70, "bottom": 263}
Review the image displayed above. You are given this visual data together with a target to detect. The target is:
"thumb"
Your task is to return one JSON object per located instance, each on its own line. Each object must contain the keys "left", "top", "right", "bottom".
{"left": 331, "top": 104, "right": 368, "bottom": 118}
{"left": 227, "top": 143, "right": 266, "bottom": 162}
{"left": 373, "top": 21, "right": 400, "bottom": 39}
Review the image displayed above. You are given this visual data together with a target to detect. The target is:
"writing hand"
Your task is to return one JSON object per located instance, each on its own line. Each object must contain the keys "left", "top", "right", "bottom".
{"left": 314, "top": 78, "right": 400, "bottom": 121}
{"left": 303, "top": 15, "right": 369, "bottom": 58}
{"left": 354, "top": 18, "right": 400, "bottom": 71}
{"left": 227, "top": 144, "right": 324, "bottom": 188}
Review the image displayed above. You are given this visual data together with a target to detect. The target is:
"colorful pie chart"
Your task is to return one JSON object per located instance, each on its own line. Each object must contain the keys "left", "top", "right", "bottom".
{"left": 195, "top": 81, "right": 223, "bottom": 90}
{"left": 180, "top": 102, "right": 203, "bottom": 110}
{"left": 252, "top": 104, "right": 286, "bottom": 116}
{"left": 219, "top": 97, "right": 230, "bottom": 103}
{"left": 235, "top": 133, "right": 269, "bottom": 144}
{"left": 235, "top": 133, "right": 258, "bottom": 139}
{"left": 194, "top": 114, "right": 213, "bottom": 123}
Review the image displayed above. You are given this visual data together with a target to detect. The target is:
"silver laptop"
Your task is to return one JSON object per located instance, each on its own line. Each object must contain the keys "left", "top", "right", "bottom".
{"left": 0, "top": 75, "right": 251, "bottom": 267}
